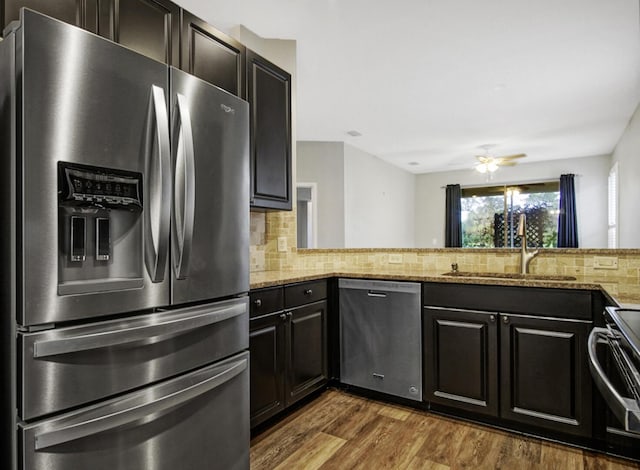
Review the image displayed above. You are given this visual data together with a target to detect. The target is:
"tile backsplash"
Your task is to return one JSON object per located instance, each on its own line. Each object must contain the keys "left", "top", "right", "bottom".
{"left": 249, "top": 209, "right": 640, "bottom": 302}
{"left": 250, "top": 211, "right": 267, "bottom": 272}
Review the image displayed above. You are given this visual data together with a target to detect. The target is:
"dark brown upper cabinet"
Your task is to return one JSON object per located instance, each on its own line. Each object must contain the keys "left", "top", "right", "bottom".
{"left": 181, "top": 10, "right": 245, "bottom": 97}
{"left": 97, "top": 0, "right": 179, "bottom": 66}
{"left": 247, "top": 50, "right": 292, "bottom": 211}
{"left": 2, "top": 0, "right": 98, "bottom": 34}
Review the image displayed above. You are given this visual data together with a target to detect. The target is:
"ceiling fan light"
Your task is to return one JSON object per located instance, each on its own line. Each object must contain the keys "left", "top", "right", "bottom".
{"left": 487, "top": 162, "right": 499, "bottom": 172}
{"left": 476, "top": 163, "right": 488, "bottom": 173}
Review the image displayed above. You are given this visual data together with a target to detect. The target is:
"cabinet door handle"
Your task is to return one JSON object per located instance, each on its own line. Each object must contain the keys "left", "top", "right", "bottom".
{"left": 502, "top": 315, "right": 509, "bottom": 324}
{"left": 279, "top": 313, "right": 287, "bottom": 321}
{"left": 254, "top": 299, "right": 262, "bottom": 307}
{"left": 489, "top": 314, "right": 496, "bottom": 323}
{"left": 304, "top": 289, "right": 313, "bottom": 295}
{"left": 286, "top": 312, "right": 293, "bottom": 318}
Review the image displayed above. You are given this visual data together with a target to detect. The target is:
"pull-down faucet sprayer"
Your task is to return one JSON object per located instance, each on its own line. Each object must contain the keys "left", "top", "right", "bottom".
{"left": 517, "top": 214, "right": 539, "bottom": 274}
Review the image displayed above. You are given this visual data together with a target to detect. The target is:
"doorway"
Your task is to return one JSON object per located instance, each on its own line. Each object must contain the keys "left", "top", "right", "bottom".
{"left": 296, "top": 183, "right": 317, "bottom": 249}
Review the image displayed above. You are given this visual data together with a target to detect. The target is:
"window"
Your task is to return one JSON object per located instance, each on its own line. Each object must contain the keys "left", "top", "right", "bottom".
{"left": 461, "top": 182, "right": 560, "bottom": 248}
{"left": 608, "top": 163, "right": 618, "bottom": 249}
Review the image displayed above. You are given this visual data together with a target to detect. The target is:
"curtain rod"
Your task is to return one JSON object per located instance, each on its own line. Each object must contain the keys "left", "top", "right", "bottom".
{"left": 440, "top": 175, "right": 581, "bottom": 189}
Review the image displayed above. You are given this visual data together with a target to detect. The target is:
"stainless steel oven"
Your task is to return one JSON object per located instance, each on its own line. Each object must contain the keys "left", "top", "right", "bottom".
{"left": 588, "top": 306, "right": 640, "bottom": 458}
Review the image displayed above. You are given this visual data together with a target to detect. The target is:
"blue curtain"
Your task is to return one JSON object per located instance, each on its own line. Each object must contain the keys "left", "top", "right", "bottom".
{"left": 557, "top": 174, "right": 578, "bottom": 248}
{"left": 445, "top": 184, "right": 462, "bottom": 247}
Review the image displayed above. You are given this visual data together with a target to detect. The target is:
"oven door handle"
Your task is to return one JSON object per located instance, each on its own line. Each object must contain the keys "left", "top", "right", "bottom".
{"left": 588, "top": 327, "right": 640, "bottom": 433}
{"left": 32, "top": 301, "right": 247, "bottom": 358}
{"left": 33, "top": 356, "right": 247, "bottom": 450}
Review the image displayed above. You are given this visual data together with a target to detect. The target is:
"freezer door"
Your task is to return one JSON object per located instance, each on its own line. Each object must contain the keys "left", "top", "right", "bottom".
{"left": 20, "top": 297, "right": 248, "bottom": 420}
{"left": 20, "top": 352, "right": 250, "bottom": 470}
{"left": 17, "top": 10, "right": 171, "bottom": 326}
{"left": 170, "top": 67, "right": 249, "bottom": 304}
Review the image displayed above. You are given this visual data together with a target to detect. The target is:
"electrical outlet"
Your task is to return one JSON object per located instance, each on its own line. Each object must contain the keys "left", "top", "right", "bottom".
{"left": 594, "top": 256, "right": 618, "bottom": 270}
{"left": 388, "top": 254, "right": 403, "bottom": 264}
{"left": 277, "top": 237, "right": 287, "bottom": 252}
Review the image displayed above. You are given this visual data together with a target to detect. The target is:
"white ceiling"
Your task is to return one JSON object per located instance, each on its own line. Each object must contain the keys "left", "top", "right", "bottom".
{"left": 177, "top": 0, "right": 640, "bottom": 174}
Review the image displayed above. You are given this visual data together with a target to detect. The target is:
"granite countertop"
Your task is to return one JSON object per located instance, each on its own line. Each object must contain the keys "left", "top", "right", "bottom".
{"left": 250, "top": 269, "right": 639, "bottom": 306}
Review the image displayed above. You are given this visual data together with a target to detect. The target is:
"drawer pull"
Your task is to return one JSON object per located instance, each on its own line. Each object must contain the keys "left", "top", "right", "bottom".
{"left": 34, "top": 357, "right": 247, "bottom": 450}
{"left": 305, "top": 289, "right": 313, "bottom": 295}
{"left": 254, "top": 299, "right": 262, "bottom": 307}
{"left": 33, "top": 301, "right": 246, "bottom": 358}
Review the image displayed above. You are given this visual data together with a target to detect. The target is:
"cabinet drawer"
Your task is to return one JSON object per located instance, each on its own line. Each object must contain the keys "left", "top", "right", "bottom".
{"left": 250, "top": 287, "right": 283, "bottom": 318}
{"left": 284, "top": 280, "right": 327, "bottom": 308}
{"left": 423, "top": 282, "right": 593, "bottom": 321}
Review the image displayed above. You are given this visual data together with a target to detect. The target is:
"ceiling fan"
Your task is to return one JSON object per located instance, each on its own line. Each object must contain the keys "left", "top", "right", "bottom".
{"left": 474, "top": 152, "right": 527, "bottom": 174}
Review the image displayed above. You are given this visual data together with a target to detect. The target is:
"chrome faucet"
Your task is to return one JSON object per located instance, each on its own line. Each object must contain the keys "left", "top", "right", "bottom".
{"left": 517, "top": 214, "right": 539, "bottom": 274}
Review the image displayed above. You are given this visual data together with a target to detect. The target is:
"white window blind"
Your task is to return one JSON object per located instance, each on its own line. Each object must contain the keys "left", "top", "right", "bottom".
{"left": 608, "top": 163, "right": 618, "bottom": 248}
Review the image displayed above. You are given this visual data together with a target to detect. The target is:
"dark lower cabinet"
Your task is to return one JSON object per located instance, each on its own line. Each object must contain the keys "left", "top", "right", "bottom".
{"left": 423, "top": 307, "right": 498, "bottom": 417}
{"left": 423, "top": 283, "right": 596, "bottom": 442}
{"left": 288, "top": 301, "right": 328, "bottom": 404}
{"left": 2, "top": 0, "right": 98, "bottom": 33}
{"left": 249, "top": 282, "right": 327, "bottom": 429}
{"left": 181, "top": 11, "right": 245, "bottom": 97}
{"left": 247, "top": 50, "right": 292, "bottom": 210}
{"left": 500, "top": 313, "right": 593, "bottom": 437}
{"left": 97, "top": 0, "right": 179, "bottom": 65}
{"left": 249, "top": 311, "right": 286, "bottom": 428}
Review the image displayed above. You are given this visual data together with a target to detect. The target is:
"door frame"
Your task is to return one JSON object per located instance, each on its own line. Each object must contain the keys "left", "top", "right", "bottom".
{"left": 296, "top": 182, "right": 317, "bottom": 249}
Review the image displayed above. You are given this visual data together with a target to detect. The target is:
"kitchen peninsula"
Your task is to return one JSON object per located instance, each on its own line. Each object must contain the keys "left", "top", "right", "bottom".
{"left": 248, "top": 237, "right": 640, "bottom": 465}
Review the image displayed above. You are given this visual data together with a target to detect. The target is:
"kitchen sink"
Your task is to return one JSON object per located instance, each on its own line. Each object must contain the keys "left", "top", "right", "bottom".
{"left": 442, "top": 271, "right": 577, "bottom": 281}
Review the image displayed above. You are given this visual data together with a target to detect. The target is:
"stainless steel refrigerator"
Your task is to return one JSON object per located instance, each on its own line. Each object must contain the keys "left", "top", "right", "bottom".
{"left": 0, "top": 9, "right": 250, "bottom": 470}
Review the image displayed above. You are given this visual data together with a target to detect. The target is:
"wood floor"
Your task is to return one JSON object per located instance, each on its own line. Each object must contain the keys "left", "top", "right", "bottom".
{"left": 250, "top": 389, "right": 640, "bottom": 470}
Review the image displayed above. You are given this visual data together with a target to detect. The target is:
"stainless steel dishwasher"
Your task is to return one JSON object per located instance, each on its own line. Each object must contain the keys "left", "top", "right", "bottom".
{"left": 339, "top": 278, "right": 422, "bottom": 401}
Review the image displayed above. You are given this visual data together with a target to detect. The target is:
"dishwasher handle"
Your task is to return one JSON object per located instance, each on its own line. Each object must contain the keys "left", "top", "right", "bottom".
{"left": 367, "top": 291, "right": 387, "bottom": 298}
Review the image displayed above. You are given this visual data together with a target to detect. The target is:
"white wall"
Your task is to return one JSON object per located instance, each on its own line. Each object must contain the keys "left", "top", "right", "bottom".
{"left": 343, "top": 144, "right": 416, "bottom": 248}
{"left": 611, "top": 103, "right": 640, "bottom": 248}
{"left": 297, "top": 141, "right": 416, "bottom": 248}
{"left": 296, "top": 142, "right": 345, "bottom": 248}
{"left": 415, "top": 155, "right": 609, "bottom": 248}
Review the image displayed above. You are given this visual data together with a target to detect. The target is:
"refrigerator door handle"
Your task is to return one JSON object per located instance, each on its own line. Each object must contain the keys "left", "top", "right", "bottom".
{"left": 172, "top": 93, "right": 196, "bottom": 280}
{"left": 32, "top": 301, "right": 247, "bottom": 358}
{"left": 144, "top": 85, "right": 171, "bottom": 283}
{"left": 33, "top": 356, "right": 248, "bottom": 450}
